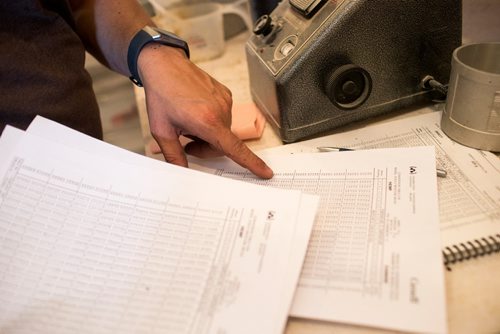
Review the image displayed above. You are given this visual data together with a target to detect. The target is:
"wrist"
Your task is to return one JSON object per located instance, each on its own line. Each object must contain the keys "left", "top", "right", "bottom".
{"left": 137, "top": 44, "right": 188, "bottom": 86}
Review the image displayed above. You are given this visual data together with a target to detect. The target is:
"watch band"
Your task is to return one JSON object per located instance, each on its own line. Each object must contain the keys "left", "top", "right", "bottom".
{"left": 127, "top": 26, "right": 190, "bottom": 87}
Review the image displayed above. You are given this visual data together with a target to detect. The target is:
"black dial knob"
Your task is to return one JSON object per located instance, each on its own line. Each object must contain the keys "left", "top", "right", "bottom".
{"left": 253, "top": 15, "right": 273, "bottom": 36}
{"left": 325, "top": 64, "right": 372, "bottom": 110}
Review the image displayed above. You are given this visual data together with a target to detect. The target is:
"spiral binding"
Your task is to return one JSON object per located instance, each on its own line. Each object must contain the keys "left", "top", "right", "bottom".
{"left": 443, "top": 234, "right": 500, "bottom": 270}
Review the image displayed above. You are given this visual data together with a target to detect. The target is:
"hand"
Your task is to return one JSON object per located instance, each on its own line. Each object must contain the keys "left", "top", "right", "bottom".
{"left": 137, "top": 44, "right": 274, "bottom": 179}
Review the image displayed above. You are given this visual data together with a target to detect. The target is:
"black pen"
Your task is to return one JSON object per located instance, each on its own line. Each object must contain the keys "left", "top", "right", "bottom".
{"left": 316, "top": 146, "right": 448, "bottom": 178}
{"left": 317, "top": 147, "right": 354, "bottom": 152}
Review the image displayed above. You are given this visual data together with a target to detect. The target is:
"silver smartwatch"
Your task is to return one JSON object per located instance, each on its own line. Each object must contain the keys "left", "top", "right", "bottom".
{"left": 127, "top": 26, "right": 190, "bottom": 87}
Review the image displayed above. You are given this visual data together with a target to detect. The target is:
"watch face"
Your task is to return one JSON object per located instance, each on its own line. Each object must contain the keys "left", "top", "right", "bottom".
{"left": 144, "top": 26, "right": 190, "bottom": 58}
{"left": 144, "top": 26, "right": 181, "bottom": 40}
{"left": 143, "top": 26, "right": 161, "bottom": 38}
{"left": 157, "top": 28, "right": 181, "bottom": 39}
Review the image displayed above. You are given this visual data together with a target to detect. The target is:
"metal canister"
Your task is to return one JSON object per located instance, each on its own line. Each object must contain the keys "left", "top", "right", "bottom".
{"left": 441, "top": 42, "right": 500, "bottom": 152}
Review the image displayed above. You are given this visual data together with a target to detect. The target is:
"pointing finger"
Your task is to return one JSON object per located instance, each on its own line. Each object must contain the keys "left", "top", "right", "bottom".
{"left": 213, "top": 130, "right": 274, "bottom": 179}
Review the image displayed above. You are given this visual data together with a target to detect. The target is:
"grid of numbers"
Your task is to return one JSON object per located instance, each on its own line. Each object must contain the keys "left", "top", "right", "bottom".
{"left": 0, "top": 160, "right": 236, "bottom": 333}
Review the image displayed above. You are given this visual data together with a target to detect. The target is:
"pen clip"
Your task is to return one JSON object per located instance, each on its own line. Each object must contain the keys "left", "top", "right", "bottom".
{"left": 316, "top": 146, "right": 353, "bottom": 152}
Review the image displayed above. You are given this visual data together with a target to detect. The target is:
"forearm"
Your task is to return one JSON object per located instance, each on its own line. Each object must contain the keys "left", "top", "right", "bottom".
{"left": 69, "top": 0, "right": 154, "bottom": 75}
{"left": 68, "top": 0, "right": 273, "bottom": 179}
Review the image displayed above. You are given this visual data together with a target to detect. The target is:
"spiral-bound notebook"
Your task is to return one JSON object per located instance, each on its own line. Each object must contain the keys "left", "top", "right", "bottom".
{"left": 442, "top": 233, "right": 500, "bottom": 268}
{"left": 252, "top": 110, "right": 500, "bottom": 269}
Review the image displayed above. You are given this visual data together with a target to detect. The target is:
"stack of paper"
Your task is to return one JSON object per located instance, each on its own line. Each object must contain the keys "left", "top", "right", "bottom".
{"left": 0, "top": 114, "right": 450, "bottom": 334}
{"left": 190, "top": 144, "right": 447, "bottom": 333}
{"left": 0, "top": 117, "right": 318, "bottom": 334}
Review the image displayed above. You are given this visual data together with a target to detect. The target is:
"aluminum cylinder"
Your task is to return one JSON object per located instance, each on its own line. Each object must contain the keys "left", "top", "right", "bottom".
{"left": 441, "top": 43, "right": 500, "bottom": 152}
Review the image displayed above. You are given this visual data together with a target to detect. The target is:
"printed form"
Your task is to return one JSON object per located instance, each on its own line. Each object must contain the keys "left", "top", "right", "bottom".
{"left": 267, "top": 109, "right": 500, "bottom": 251}
{"left": 190, "top": 146, "right": 446, "bottom": 334}
{"left": 0, "top": 121, "right": 318, "bottom": 334}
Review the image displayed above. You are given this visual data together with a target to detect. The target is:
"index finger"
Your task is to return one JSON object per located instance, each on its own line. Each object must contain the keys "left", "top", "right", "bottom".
{"left": 216, "top": 130, "right": 274, "bottom": 179}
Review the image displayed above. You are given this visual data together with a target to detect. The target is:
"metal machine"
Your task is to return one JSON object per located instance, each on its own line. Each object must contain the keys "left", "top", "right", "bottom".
{"left": 246, "top": 0, "right": 462, "bottom": 142}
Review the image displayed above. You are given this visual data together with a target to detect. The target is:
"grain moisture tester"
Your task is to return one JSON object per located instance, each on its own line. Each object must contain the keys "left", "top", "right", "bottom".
{"left": 246, "top": 0, "right": 462, "bottom": 142}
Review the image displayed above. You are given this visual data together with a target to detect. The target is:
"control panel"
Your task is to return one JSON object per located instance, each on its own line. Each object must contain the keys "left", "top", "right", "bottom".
{"left": 248, "top": 0, "right": 345, "bottom": 75}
